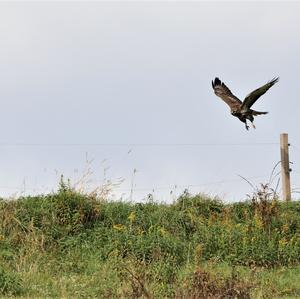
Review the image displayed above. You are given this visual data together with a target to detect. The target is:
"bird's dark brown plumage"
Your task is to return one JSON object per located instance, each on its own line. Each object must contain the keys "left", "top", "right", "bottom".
{"left": 212, "top": 77, "right": 279, "bottom": 130}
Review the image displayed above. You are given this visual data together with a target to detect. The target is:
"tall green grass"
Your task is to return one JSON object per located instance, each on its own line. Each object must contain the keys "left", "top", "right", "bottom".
{"left": 0, "top": 182, "right": 299, "bottom": 297}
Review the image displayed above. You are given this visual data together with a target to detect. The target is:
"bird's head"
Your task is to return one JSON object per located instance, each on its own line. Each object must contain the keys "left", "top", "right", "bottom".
{"left": 231, "top": 110, "right": 238, "bottom": 116}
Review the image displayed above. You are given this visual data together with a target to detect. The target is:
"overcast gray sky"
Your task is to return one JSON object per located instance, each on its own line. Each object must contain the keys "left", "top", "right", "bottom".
{"left": 1, "top": 1, "right": 300, "bottom": 201}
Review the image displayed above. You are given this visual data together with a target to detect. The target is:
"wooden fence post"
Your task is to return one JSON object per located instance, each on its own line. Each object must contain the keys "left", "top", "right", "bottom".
{"left": 280, "top": 133, "right": 291, "bottom": 201}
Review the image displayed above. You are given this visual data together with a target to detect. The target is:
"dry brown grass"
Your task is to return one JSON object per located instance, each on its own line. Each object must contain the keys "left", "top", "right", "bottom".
{"left": 175, "top": 267, "right": 253, "bottom": 299}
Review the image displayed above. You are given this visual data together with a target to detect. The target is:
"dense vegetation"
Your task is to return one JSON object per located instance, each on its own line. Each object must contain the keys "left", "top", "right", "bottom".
{"left": 0, "top": 181, "right": 300, "bottom": 298}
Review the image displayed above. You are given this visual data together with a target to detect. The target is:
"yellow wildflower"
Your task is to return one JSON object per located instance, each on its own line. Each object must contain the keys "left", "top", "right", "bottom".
{"left": 113, "top": 224, "right": 126, "bottom": 231}
{"left": 128, "top": 211, "right": 136, "bottom": 222}
{"left": 279, "top": 238, "right": 288, "bottom": 248}
{"left": 254, "top": 215, "right": 264, "bottom": 229}
{"left": 159, "top": 227, "right": 167, "bottom": 236}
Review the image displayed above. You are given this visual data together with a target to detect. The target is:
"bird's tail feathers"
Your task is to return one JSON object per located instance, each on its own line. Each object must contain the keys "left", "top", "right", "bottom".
{"left": 252, "top": 110, "right": 268, "bottom": 116}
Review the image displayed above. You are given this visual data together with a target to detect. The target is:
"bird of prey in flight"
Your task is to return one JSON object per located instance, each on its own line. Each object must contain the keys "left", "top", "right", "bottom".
{"left": 212, "top": 77, "right": 279, "bottom": 130}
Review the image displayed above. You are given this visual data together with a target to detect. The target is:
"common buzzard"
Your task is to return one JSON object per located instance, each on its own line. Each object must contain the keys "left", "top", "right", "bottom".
{"left": 212, "top": 77, "right": 279, "bottom": 130}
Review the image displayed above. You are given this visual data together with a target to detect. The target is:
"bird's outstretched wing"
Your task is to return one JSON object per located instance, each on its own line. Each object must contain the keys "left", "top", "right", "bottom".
{"left": 241, "top": 77, "right": 279, "bottom": 112}
{"left": 212, "top": 77, "right": 242, "bottom": 110}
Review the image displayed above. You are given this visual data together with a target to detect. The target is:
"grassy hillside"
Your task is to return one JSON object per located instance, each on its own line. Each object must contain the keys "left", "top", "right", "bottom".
{"left": 0, "top": 181, "right": 300, "bottom": 298}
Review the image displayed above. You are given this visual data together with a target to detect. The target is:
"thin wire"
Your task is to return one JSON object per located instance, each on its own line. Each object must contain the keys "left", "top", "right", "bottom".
{"left": 0, "top": 142, "right": 279, "bottom": 147}
{"left": 0, "top": 141, "right": 282, "bottom": 192}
